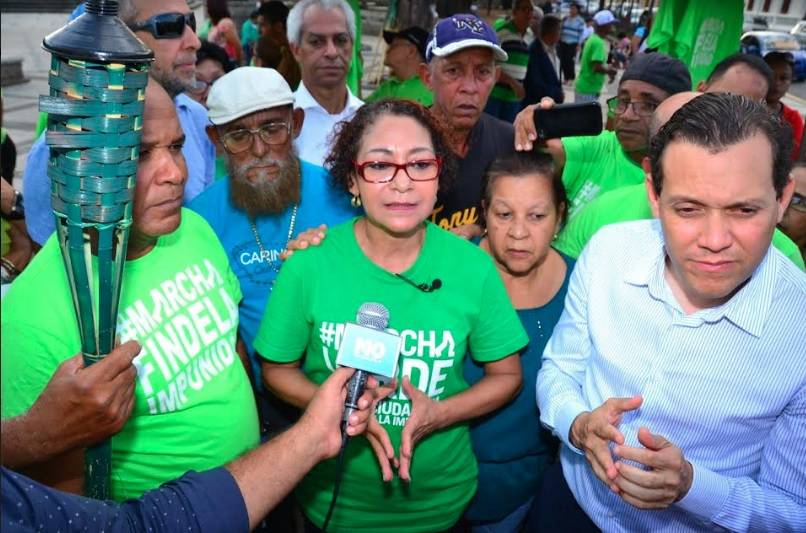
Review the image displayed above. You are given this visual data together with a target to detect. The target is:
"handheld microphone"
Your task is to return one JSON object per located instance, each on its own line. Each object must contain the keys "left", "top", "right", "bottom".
{"left": 336, "top": 303, "right": 401, "bottom": 430}
{"left": 394, "top": 273, "right": 442, "bottom": 292}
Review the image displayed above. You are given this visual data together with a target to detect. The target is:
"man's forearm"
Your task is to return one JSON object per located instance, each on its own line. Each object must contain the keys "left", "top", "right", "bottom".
{"left": 226, "top": 420, "right": 324, "bottom": 530}
{"left": 677, "top": 462, "right": 806, "bottom": 532}
{"left": 1, "top": 414, "right": 63, "bottom": 468}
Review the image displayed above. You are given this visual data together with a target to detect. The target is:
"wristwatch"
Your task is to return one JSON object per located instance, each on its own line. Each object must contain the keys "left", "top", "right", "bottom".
{"left": 5, "top": 189, "right": 25, "bottom": 220}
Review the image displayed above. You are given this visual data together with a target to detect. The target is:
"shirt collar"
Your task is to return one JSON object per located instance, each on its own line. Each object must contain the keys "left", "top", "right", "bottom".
{"left": 294, "top": 81, "right": 363, "bottom": 113}
{"left": 174, "top": 92, "right": 191, "bottom": 110}
{"left": 624, "top": 220, "right": 778, "bottom": 337}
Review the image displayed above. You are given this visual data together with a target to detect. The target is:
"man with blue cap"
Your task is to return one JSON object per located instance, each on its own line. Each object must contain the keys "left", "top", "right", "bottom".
{"left": 419, "top": 13, "right": 515, "bottom": 239}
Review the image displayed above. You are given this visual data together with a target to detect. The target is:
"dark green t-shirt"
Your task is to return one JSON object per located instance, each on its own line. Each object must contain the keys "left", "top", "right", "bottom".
{"left": 254, "top": 218, "right": 528, "bottom": 531}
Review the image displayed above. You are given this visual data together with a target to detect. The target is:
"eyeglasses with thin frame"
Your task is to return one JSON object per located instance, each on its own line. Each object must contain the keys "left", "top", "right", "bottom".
{"left": 129, "top": 12, "right": 196, "bottom": 40}
{"left": 353, "top": 158, "right": 442, "bottom": 183}
{"left": 789, "top": 192, "right": 806, "bottom": 213}
{"left": 607, "top": 96, "right": 658, "bottom": 117}
{"left": 220, "top": 122, "right": 292, "bottom": 154}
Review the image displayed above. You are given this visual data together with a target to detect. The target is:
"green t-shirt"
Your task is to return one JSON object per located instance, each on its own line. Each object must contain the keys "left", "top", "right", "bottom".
{"left": 561, "top": 130, "right": 645, "bottom": 219}
{"left": 554, "top": 183, "right": 806, "bottom": 270}
{"left": 575, "top": 33, "right": 607, "bottom": 95}
{"left": 253, "top": 218, "right": 528, "bottom": 531}
{"left": 365, "top": 75, "right": 434, "bottom": 106}
{"left": 1, "top": 209, "right": 259, "bottom": 500}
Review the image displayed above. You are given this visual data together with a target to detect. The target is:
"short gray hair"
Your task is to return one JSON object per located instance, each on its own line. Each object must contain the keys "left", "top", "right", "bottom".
{"left": 286, "top": 0, "right": 356, "bottom": 47}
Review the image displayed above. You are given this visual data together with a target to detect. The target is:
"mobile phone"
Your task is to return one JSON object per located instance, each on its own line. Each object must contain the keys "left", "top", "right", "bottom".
{"left": 533, "top": 102, "right": 603, "bottom": 141}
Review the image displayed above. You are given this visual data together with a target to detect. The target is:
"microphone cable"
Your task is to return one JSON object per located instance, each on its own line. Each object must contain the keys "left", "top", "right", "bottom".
{"left": 320, "top": 424, "right": 350, "bottom": 532}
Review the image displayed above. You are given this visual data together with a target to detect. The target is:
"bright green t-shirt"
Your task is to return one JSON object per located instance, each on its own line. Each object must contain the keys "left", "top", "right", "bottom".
{"left": 253, "top": 218, "right": 528, "bottom": 532}
{"left": 575, "top": 33, "right": 607, "bottom": 95}
{"left": 561, "top": 130, "right": 645, "bottom": 219}
{"left": 365, "top": 75, "right": 433, "bottom": 106}
{"left": 1, "top": 209, "right": 259, "bottom": 500}
{"left": 554, "top": 183, "right": 806, "bottom": 270}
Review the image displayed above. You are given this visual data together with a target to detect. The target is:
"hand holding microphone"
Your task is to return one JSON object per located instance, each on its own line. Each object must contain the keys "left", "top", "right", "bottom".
{"left": 336, "top": 303, "right": 401, "bottom": 481}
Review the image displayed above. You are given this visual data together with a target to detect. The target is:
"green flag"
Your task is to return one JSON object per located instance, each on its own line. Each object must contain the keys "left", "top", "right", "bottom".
{"left": 645, "top": 0, "right": 743, "bottom": 87}
{"left": 346, "top": 0, "right": 363, "bottom": 97}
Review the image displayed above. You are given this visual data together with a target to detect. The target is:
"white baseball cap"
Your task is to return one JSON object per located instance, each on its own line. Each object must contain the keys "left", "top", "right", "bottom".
{"left": 593, "top": 10, "right": 617, "bottom": 26}
{"left": 207, "top": 67, "right": 294, "bottom": 125}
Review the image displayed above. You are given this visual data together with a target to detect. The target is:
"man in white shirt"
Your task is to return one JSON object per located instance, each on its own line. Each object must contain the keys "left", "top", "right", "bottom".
{"left": 286, "top": 0, "right": 363, "bottom": 167}
{"left": 536, "top": 92, "right": 805, "bottom": 531}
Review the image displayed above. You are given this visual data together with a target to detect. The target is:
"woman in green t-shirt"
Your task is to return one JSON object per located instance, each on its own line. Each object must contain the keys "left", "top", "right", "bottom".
{"left": 253, "top": 100, "right": 528, "bottom": 531}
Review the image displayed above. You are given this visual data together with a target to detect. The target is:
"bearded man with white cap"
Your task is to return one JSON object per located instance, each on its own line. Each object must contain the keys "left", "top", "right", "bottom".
{"left": 189, "top": 67, "right": 356, "bottom": 401}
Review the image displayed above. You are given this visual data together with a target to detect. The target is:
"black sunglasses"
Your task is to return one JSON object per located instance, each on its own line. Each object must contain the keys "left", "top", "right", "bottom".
{"left": 129, "top": 12, "right": 196, "bottom": 39}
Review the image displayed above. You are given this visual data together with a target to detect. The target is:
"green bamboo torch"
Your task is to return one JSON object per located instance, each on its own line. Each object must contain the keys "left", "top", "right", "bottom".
{"left": 40, "top": 0, "right": 153, "bottom": 500}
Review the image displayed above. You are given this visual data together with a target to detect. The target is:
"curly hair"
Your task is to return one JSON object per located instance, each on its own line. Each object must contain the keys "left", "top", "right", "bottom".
{"left": 324, "top": 99, "right": 458, "bottom": 195}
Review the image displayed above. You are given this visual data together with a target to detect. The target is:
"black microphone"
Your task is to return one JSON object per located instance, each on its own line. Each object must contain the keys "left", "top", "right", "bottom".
{"left": 394, "top": 273, "right": 442, "bottom": 292}
{"left": 341, "top": 303, "right": 390, "bottom": 429}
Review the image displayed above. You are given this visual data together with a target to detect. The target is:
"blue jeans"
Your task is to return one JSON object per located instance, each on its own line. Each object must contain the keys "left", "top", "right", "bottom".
{"left": 470, "top": 496, "right": 535, "bottom": 533}
{"left": 574, "top": 91, "right": 600, "bottom": 103}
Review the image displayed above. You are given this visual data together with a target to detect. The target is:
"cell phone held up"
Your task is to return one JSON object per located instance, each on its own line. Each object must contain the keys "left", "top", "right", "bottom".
{"left": 533, "top": 102, "right": 603, "bottom": 141}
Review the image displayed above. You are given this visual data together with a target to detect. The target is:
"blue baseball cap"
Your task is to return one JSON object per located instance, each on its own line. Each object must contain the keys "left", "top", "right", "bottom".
{"left": 425, "top": 14, "right": 508, "bottom": 63}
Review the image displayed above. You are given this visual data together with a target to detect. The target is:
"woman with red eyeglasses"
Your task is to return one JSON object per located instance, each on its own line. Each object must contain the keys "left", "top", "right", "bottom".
{"left": 252, "top": 99, "right": 528, "bottom": 532}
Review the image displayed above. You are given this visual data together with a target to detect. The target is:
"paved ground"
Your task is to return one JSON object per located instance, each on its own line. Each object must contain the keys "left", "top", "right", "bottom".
{"left": 3, "top": 10, "right": 805, "bottom": 186}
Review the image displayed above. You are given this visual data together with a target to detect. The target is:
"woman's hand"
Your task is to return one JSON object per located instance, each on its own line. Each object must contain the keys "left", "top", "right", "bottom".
{"left": 362, "top": 378, "right": 398, "bottom": 481}
{"left": 365, "top": 415, "right": 398, "bottom": 482}
{"left": 399, "top": 377, "right": 444, "bottom": 482}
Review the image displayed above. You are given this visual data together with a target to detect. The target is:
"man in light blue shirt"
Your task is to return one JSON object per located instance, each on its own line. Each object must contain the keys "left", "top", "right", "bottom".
{"left": 537, "top": 93, "right": 805, "bottom": 531}
{"left": 189, "top": 67, "right": 356, "bottom": 390}
{"left": 23, "top": 0, "right": 214, "bottom": 245}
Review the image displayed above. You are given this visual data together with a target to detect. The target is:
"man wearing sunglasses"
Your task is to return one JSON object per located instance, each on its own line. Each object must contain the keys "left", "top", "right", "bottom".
{"left": 188, "top": 68, "right": 357, "bottom": 435}
{"left": 513, "top": 52, "right": 692, "bottom": 221}
{"left": 21, "top": 0, "right": 215, "bottom": 247}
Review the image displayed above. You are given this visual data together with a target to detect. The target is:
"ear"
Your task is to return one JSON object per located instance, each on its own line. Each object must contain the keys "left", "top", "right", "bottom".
{"left": 554, "top": 201, "right": 567, "bottom": 234}
{"left": 206, "top": 125, "right": 223, "bottom": 150}
{"left": 495, "top": 65, "right": 502, "bottom": 83}
{"left": 419, "top": 62, "right": 432, "bottom": 90}
{"left": 696, "top": 80, "right": 707, "bottom": 92}
{"left": 776, "top": 174, "right": 796, "bottom": 224}
{"left": 645, "top": 169, "right": 661, "bottom": 218}
{"left": 290, "top": 42, "right": 303, "bottom": 63}
{"left": 291, "top": 108, "right": 305, "bottom": 139}
{"left": 347, "top": 174, "right": 360, "bottom": 197}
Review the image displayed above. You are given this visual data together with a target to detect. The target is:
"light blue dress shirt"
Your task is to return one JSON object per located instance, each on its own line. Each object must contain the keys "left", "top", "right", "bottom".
{"left": 23, "top": 94, "right": 215, "bottom": 245}
{"left": 537, "top": 219, "right": 806, "bottom": 532}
